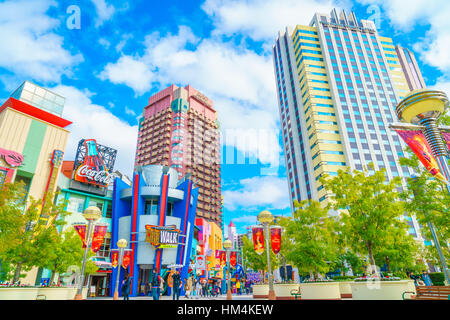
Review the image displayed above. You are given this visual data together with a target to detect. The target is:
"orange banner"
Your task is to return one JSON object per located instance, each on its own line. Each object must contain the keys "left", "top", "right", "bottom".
{"left": 91, "top": 225, "right": 107, "bottom": 253}
{"left": 395, "top": 130, "right": 447, "bottom": 183}
{"left": 122, "top": 250, "right": 132, "bottom": 269}
{"left": 110, "top": 250, "right": 119, "bottom": 268}
{"left": 252, "top": 226, "right": 264, "bottom": 255}
{"left": 270, "top": 226, "right": 282, "bottom": 255}
{"left": 73, "top": 224, "right": 87, "bottom": 248}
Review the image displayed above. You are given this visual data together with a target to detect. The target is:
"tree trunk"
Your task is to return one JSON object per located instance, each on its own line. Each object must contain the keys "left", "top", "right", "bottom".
{"left": 385, "top": 257, "right": 391, "bottom": 273}
{"left": 13, "top": 263, "right": 22, "bottom": 283}
{"left": 50, "top": 271, "right": 56, "bottom": 284}
{"left": 367, "top": 243, "right": 378, "bottom": 276}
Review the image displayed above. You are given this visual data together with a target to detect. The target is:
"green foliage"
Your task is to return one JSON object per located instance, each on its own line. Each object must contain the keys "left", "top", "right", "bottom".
{"left": 331, "top": 275, "right": 356, "bottom": 281}
{"left": 399, "top": 151, "right": 450, "bottom": 268}
{"left": 429, "top": 272, "right": 445, "bottom": 286}
{"left": 241, "top": 234, "right": 278, "bottom": 273}
{"left": 319, "top": 165, "right": 413, "bottom": 274}
{"left": 0, "top": 182, "right": 70, "bottom": 282}
{"left": 278, "top": 200, "right": 338, "bottom": 278}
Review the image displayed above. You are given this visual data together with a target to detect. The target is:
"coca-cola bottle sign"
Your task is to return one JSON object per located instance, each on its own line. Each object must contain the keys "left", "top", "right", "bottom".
{"left": 74, "top": 139, "right": 113, "bottom": 187}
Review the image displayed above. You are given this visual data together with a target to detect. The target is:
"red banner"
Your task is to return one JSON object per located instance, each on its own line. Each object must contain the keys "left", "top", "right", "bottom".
{"left": 215, "top": 250, "right": 226, "bottom": 266}
{"left": 441, "top": 132, "right": 450, "bottom": 152}
{"left": 252, "top": 226, "right": 264, "bottom": 255}
{"left": 91, "top": 225, "right": 107, "bottom": 253}
{"left": 122, "top": 250, "right": 132, "bottom": 269}
{"left": 230, "top": 251, "right": 237, "bottom": 267}
{"left": 73, "top": 224, "right": 87, "bottom": 248}
{"left": 395, "top": 130, "right": 447, "bottom": 183}
{"left": 270, "top": 226, "right": 282, "bottom": 255}
{"left": 110, "top": 250, "right": 119, "bottom": 268}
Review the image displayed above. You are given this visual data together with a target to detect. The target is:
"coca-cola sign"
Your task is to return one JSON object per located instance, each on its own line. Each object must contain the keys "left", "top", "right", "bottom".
{"left": 73, "top": 139, "right": 117, "bottom": 188}
{"left": 75, "top": 165, "right": 114, "bottom": 186}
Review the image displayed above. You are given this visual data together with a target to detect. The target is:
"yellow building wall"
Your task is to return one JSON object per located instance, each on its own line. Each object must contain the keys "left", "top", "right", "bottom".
{"left": 206, "top": 221, "right": 223, "bottom": 278}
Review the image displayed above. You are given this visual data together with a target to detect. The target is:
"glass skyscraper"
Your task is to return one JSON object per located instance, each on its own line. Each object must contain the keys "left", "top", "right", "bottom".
{"left": 273, "top": 9, "right": 424, "bottom": 240}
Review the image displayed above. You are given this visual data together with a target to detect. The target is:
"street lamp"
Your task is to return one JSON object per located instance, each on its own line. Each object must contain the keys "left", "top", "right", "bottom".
{"left": 396, "top": 89, "right": 450, "bottom": 284}
{"left": 113, "top": 239, "right": 128, "bottom": 300}
{"left": 257, "top": 210, "right": 276, "bottom": 300}
{"left": 74, "top": 206, "right": 102, "bottom": 300}
{"left": 223, "top": 239, "right": 233, "bottom": 300}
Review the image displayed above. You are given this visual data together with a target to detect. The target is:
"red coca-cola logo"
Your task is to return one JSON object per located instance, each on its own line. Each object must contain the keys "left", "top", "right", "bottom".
{"left": 75, "top": 164, "right": 114, "bottom": 186}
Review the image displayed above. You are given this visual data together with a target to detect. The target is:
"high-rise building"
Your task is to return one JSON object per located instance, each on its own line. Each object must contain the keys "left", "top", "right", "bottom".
{"left": 273, "top": 9, "right": 424, "bottom": 240}
{"left": 135, "top": 85, "right": 222, "bottom": 225}
{"left": 228, "top": 220, "right": 238, "bottom": 249}
{"left": 273, "top": 9, "right": 415, "bottom": 207}
{"left": 396, "top": 45, "right": 426, "bottom": 91}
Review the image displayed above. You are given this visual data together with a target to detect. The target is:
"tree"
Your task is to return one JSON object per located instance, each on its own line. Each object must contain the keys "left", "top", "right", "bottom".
{"left": 278, "top": 200, "right": 338, "bottom": 279}
{"left": 399, "top": 149, "right": 450, "bottom": 269}
{"left": 319, "top": 165, "right": 410, "bottom": 276}
{"left": 0, "top": 182, "right": 70, "bottom": 282}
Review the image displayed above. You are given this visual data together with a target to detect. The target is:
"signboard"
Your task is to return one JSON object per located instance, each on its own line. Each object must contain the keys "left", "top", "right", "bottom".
{"left": 145, "top": 225, "right": 180, "bottom": 248}
{"left": 0, "top": 148, "right": 23, "bottom": 167}
{"left": 195, "top": 255, "right": 206, "bottom": 270}
{"left": 73, "top": 139, "right": 117, "bottom": 188}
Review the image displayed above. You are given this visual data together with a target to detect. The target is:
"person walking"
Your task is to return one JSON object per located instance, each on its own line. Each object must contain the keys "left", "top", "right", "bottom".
{"left": 421, "top": 271, "right": 433, "bottom": 286}
{"left": 121, "top": 274, "right": 131, "bottom": 300}
{"left": 236, "top": 280, "right": 241, "bottom": 295}
{"left": 195, "top": 279, "right": 201, "bottom": 299}
{"left": 172, "top": 270, "right": 182, "bottom": 300}
{"left": 151, "top": 269, "right": 161, "bottom": 300}
{"left": 185, "top": 276, "right": 193, "bottom": 299}
{"left": 159, "top": 276, "right": 165, "bottom": 298}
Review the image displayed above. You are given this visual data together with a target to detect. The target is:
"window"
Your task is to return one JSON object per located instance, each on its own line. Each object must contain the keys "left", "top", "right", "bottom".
{"left": 105, "top": 201, "right": 112, "bottom": 218}
{"left": 67, "top": 195, "right": 85, "bottom": 213}
{"left": 144, "top": 200, "right": 158, "bottom": 215}
{"left": 89, "top": 199, "right": 104, "bottom": 212}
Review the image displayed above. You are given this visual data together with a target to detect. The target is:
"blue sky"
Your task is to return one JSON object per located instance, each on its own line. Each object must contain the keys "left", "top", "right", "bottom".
{"left": 0, "top": 0, "right": 449, "bottom": 235}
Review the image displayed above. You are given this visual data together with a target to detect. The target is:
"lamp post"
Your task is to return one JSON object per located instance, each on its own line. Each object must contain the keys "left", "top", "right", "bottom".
{"left": 396, "top": 89, "right": 450, "bottom": 284}
{"left": 74, "top": 206, "right": 102, "bottom": 300}
{"left": 113, "top": 239, "right": 128, "bottom": 300}
{"left": 223, "top": 239, "right": 233, "bottom": 300}
{"left": 257, "top": 210, "right": 276, "bottom": 300}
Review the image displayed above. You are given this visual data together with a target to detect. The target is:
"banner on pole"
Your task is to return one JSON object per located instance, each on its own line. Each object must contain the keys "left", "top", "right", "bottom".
{"left": 122, "top": 249, "right": 132, "bottom": 269}
{"left": 73, "top": 224, "right": 87, "bottom": 248}
{"left": 215, "top": 250, "right": 226, "bottom": 266}
{"left": 252, "top": 226, "right": 265, "bottom": 255}
{"left": 395, "top": 129, "right": 447, "bottom": 183}
{"left": 91, "top": 225, "right": 107, "bottom": 253}
{"left": 230, "top": 251, "right": 237, "bottom": 267}
{"left": 270, "top": 226, "right": 282, "bottom": 255}
{"left": 110, "top": 250, "right": 119, "bottom": 268}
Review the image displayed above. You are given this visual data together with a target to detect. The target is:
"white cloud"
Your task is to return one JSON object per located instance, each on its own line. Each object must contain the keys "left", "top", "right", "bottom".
{"left": 0, "top": 0, "right": 82, "bottom": 84}
{"left": 99, "top": 55, "right": 154, "bottom": 95}
{"left": 202, "top": 0, "right": 350, "bottom": 41}
{"left": 357, "top": 0, "right": 450, "bottom": 77}
{"left": 91, "top": 0, "right": 116, "bottom": 27}
{"left": 99, "top": 26, "right": 281, "bottom": 166}
{"left": 53, "top": 85, "right": 138, "bottom": 177}
{"left": 124, "top": 106, "right": 136, "bottom": 117}
{"left": 222, "top": 175, "right": 290, "bottom": 211}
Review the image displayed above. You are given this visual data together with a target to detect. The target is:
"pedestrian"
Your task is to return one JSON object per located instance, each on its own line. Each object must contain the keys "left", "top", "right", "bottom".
{"left": 236, "top": 280, "right": 241, "bottom": 295}
{"left": 145, "top": 281, "right": 150, "bottom": 297}
{"left": 172, "top": 270, "right": 182, "bottom": 300}
{"left": 151, "top": 269, "right": 161, "bottom": 300}
{"left": 185, "top": 276, "right": 192, "bottom": 299}
{"left": 121, "top": 274, "right": 131, "bottom": 300}
{"left": 160, "top": 276, "right": 165, "bottom": 297}
{"left": 421, "top": 270, "right": 433, "bottom": 286}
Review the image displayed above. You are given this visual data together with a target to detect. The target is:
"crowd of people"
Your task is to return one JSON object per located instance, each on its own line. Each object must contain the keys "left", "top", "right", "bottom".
{"left": 119, "top": 269, "right": 255, "bottom": 300}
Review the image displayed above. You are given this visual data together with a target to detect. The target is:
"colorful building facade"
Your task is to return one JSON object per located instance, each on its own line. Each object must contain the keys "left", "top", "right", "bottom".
{"left": 110, "top": 165, "right": 198, "bottom": 297}
{"left": 0, "top": 81, "right": 71, "bottom": 285}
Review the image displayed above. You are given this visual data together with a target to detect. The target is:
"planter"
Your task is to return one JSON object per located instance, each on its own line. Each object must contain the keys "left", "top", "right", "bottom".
{"left": 38, "top": 287, "right": 78, "bottom": 300}
{"left": 252, "top": 284, "right": 269, "bottom": 299}
{"left": 0, "top": 288, "right": 40, "bottom": 300}
{"left": 338, "top": 281, "right": 353, "bottom": 298}
{"left": 299, "top": 282, "right": 341, "bottom": 300}
{"left": 273, "top": 283, "right": 300, "bottom": 300}
{"left": 66, "top": 287, "right": 89, "bottom": 300}
{"left": 350, "top": 280, "right": 416, "bottom": 300}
